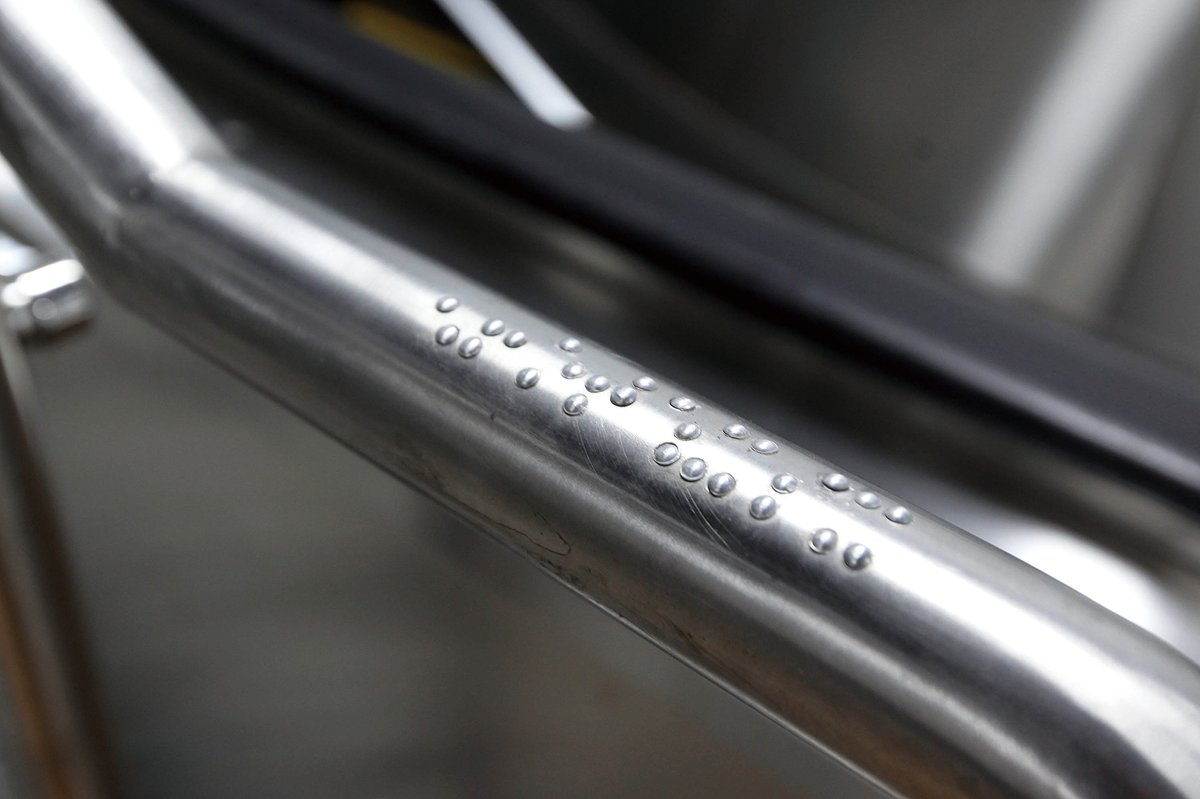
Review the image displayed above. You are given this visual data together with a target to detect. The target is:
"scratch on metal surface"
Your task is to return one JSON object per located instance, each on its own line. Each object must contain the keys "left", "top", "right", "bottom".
{"left": 684, "top": 489, "right": 730, "bottom": 550}
{"left": 575, "top": 424, "right": 599, "bottom": 477}
{"left": 616, "top": 433, "right": 631, "bottom": 464}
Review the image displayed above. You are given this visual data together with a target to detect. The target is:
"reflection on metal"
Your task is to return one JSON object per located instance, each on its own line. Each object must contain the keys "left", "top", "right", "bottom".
{"left": 0, "top": 161, "right": 103, "bottom": 794}
{"left": 1, "top": 258, "right": 93, "bottom": 339}
{"left": 0, "top": 320, "right": 115, "bottom": 799}
{"left": 956, "top": 0, "right": 1200, "bottom": 313}
{"left": 0, "top": 165, "right": 93, "bottom": 339}
{"left": 1, "top": 0, "right": 1200, "bottom": 797}
{"left": 590, "top": 0, "right": 1200, "bottom": 317}
{"left": 0, "top": 159, "right": 66, "bottom": 256}
{"left": 433, "top": 0, "right": 592, "bottom": 129}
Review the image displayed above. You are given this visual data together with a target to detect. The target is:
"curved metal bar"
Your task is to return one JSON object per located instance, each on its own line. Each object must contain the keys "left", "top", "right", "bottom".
{"left": 0, "top": 2, "right": 1199, "bottom": 797}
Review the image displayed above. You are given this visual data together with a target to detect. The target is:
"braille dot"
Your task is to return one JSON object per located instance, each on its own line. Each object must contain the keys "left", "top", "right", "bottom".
{"left": 584, "top": 375, "right": 611, "bottom": 393}
{"left": 633, "top": 376, "right": 658, "bottom": 391}
{"left": 559, "top": 337, "right": 582, "bottom": 353}
{"left": 503, "top": 330, "right": 527, "bottom": 348}
{"left": 653, "top": 442, "right": 681, "bottom": 466}
{"left": 680, "top": 458, "right": 707, "bottom": 482}
{"left": 751, "top": 439, "right": 779, "bottom": 455}
{"left": 749, "top": 495, "right": 777, "bottom": 520}
{"left": 675, "top": 422, "right": 701, "bottom": 441}
{"left": 810, "top": 528, "right": 838, "bottom": 554}
{"left": 885, "top": 506, "right": 913, "bottom": 525}
{"left": 458, "top": 337, "right": 482, "bottom": 358}
{"left": 435, "top": 296, "right": 459, "bottom": 312}
{"left": 856, "top": 492, "right": 882, "bottom": 509}
{"left": 434, "top": 325, "right": 459, "bottom": 345}
{"left": 771, "top": 473, "right": 798, "bottom": 494}
{"left": 844, "top": 544, "right": 873, "bottom": 570}
{"left": 822, "top": 473, "right": 850, "bottom": 492}
{"left": 670, "top": 397, "right": 697, "bottom": 412}
{"left": 481, "top": 319, "right": 505, "bottom": 336}
{"left": 515, "top": 368, "right": 540, "bottom": 389}
{"left": 561, "top": 362, "right": 586, "bottom": 379}
{"left": 707, "top": 473, "right": 736, "bottom": 498}
{"left": 611, "top": 386, "right": 638, "bottom": 406}
{"left": 563, "top": 394, "right": 587, "bottom": 416}
{"left": 723, "top": 423, "right": 749, "bottom": 440}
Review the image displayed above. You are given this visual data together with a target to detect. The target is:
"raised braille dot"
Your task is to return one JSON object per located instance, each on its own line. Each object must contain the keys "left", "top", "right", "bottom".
{"left": 633, "top": 376, "right": 658, "bottom": 391}
{"left": 435, "top": 296, "right": 459, "bottom": 312}
{"left": 675, "top": 422, "right": 701, "bottom": 441}
{"left": 885, "top": 506, "right": 913, "bottom": 525}
{"left": 707, "top": 473, "right": 736, "bottom": 498}
{"left": 670, "top": 397, "right": 697, "bottom": 412}
{"left": 653, "top": 442, "right": 681, "bottom": 466}
{"left": 515, "top": 368, "right": 540, "bottom": 389}
{"left": 751, "top": 439, "right": 779, "bottom": 455}
{"left": 821, "top": 473, "right": 850, "bottom": 492}
{"left": 856, "top": 492, "right": 882, "bottom": 509}
{"left": 680, "top": 457, "right": 707, "bottom": 482}
{"left": 481, "top": 319, "right": 505, "bottom": 336}
{"left": 458, "top": 337, "right": 482, "bottom": 358}
{"left": 844, "top": 544, "right": 873, "bottom": 570}
{"left": 503, "top": 330, "right": 527, "bottom": 348}
{"left": 584, "top": 375, "right": 611, "bottom": 393}
{"left": 749, "top": 495, "right": 777, "bottom": 520}
{"left": 771, "top": 473, "right": 799, "bottom": 494}
{"left": 434, "top": 324, "right": 459, "bottom": 345}
{"left": 611, "top": 386, "right": 637, "bottom": 407}
{"left": 563, "top": 394, "right": 587, "bottom": 416}
{"left": 559, "top": 337, "right": 582, "bottom": 353}
{"left": 723, "top": 423, "right": 749, "bottom": 440}
{"left": 561, "top": 362, "right": 586, "bottom": 379}
{"left": 810, "top": 528, "right": 838, "bottom": 554}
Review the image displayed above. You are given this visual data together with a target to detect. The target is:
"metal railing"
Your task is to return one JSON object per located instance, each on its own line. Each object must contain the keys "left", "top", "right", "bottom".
{"left": 0, "top": 1, "right": 1198, "bottom": 796}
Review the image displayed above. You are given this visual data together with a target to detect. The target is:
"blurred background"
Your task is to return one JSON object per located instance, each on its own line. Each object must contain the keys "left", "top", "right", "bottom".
{"left": 8, "top": 1, "right": 1200, "bottom": 796}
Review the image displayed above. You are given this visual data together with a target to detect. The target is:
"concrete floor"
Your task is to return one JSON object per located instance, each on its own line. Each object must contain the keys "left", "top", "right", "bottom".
{"left": 20, "top": 295, "right": 883, "bottom": 798}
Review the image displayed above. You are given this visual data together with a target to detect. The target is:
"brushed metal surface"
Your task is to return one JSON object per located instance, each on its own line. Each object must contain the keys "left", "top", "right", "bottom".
{"left": 1, "top": 1, "right": 1199, "bottom": 797}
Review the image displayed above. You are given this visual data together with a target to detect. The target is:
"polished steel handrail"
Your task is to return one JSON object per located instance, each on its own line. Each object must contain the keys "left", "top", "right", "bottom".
{"left": 1, "top": 1, "right": 1198, "bottom": 797}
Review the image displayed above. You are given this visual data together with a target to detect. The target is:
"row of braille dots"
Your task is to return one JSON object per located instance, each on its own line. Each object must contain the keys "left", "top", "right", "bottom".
{"left": 819, "top": 472, "right": 912, "bottom": 526}
{"left": 650, "top": 406, "right": 795, "bottom": 527}
{"left": 433, "top": 298, "right": 660, "bottom": 411}
{"left": 434, "top": 296, "right": 528, "bottom": 359}
{"left": 555, "top": 337, "right": 659, "bottom": 415}
{"left": 654, "top": 412, "right": 873, "bottom": 570}
{"left": 777, "top": 468, "right": 873, "bottom": 571}
{"left": 433, "top": 296, "right": 569, "bottom": 393}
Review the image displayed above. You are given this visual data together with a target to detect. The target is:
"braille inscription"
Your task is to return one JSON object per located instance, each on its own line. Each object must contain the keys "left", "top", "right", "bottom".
{"left": 822, "top": 473, "right": 850, "bottom": 492}
{"left": 750, "top": 495, "right": 777, "bottom": 520}
{"left": 515, "top": 368, "right": 539, "bottom": 389}
{"left": 654, "top": 442, "right": 681, "bottom": 466}
{"left": 459, "top": 337, "right": 482, "bottom": 358}
{"left": 680, "top": 458, "right": 707, "bottom": 482}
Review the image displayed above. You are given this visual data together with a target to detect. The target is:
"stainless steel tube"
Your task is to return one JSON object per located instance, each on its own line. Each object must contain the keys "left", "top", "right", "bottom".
{"left": 0, "top": 1, "right": 1199, "bottom": 797}
{"left": 0, "top": 321, "right": 114, "bottom": 799}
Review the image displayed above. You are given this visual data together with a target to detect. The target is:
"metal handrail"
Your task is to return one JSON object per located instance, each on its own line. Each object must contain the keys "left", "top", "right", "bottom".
{"left": 0, "top": 1, "right": 1198, "bottom": 796}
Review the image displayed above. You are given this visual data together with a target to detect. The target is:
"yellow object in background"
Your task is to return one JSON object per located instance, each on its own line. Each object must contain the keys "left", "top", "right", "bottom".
{"left": 339, "top": 0, "right": 493, "bottom": 78}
